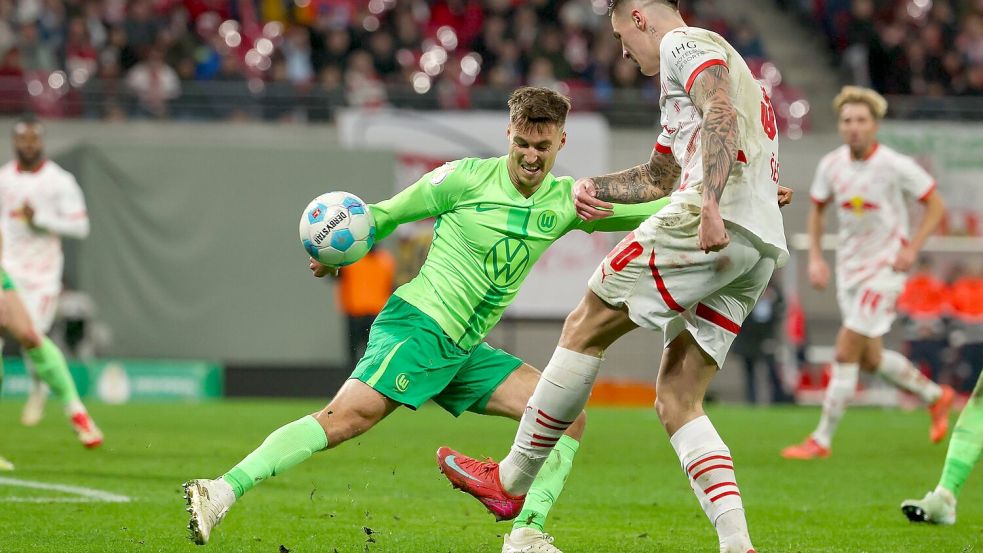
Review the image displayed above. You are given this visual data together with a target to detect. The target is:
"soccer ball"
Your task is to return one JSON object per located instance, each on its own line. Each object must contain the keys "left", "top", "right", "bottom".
{"left": 299, "top": 191, "right": 376, "bottom": 267}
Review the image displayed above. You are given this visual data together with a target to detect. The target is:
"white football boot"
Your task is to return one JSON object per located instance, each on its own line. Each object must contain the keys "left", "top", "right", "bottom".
{"left": 0, "top": 455, "right": 13, "bottom": 471}
{"left": 20, "top": 380, "right": 48, "bottom": 426}
{"left": 184, "top": 478, "right": 236, "bottom": 545}
{"left": 502, "top": 527, "right": 564, "bottom": 553}
{"left": 902, "top": 486, "right": 957, "bottom": 525}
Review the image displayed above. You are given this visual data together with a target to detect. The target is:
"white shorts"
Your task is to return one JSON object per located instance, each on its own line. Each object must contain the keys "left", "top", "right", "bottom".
{"left": 8, "top": 277, "right": 60, "bottom": 335}
{"left": 836, "top": 269, "right": 906, "bottom": 338}
{"left": 588, "top": 203, "right": 776, "bottom": 368}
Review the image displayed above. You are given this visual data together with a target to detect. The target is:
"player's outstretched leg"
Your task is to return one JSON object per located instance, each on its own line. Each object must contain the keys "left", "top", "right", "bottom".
{"left": 183, "top": 380, "right": 397, "bottom": 545}
{"left": 781, "top": 361, "right": 856, "bottom": 460}
{"left": 503, "top": 435, "right": 580, "bottom": 553}
{"left": 873, "top": 349, "right": 954, "bottom": 443}
{"left": 27, "top": 338, "right": 103, "bottom": 447}
{"left": 901, "top": 374, "right": 983, "bottom": 525}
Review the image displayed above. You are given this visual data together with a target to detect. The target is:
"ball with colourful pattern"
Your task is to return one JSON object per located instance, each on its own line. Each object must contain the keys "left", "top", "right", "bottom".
{"left": 299, "top": 191, "right": 375, "bottom": 267}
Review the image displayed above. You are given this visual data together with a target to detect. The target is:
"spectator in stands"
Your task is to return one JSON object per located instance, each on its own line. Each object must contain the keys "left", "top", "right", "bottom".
{"left": 950, "top": 260, "right": 983, "bottom": 391}
{"left": 125, "top": 46, "right": 180, "bottom": 118}
{"left": 333, "top": 245, "right": 395, "bottom": 370}
{"left": 897, "top": 257, "right": 951, "bottom": 383}
{"left": 732, "top": 276, "right": 792, "bottom": 405}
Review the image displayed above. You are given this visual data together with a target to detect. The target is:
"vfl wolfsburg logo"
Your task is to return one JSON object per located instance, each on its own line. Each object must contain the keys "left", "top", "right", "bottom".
{"left": 395, "top": 373, "right": 410, "bottom": 392}
{"left": 484, "top": 237, "right": 531, "bottom": 287}
{"left": 537, "top": 210, "right": 558, "bottom": 232}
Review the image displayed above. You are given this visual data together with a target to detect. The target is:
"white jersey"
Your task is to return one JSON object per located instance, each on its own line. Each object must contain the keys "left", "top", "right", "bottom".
{"left": 657, "top": 27, "right": 788, "bottom": 266}
{"left": 810, "top": 143, "right": 935, "bottom": 289}
{"left": 0, "top": 159, "right": 89, "bottom": 292}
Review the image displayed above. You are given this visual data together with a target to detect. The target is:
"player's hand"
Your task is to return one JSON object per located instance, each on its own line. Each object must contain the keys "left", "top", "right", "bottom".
{"left": 573, "top": 178, "right": 614, "bottom": 221}
{"left": 698, "top": 206, "right": 729, "bottom": 253}
{"left": 808, "top": 255, "right": 830, "bottom": 290}
{"left": 777, "top": 186, "right": 793, "bottom": 208}
{"left": 309, "top": 257, "right": 338, "bottom": 278}
{"left": 22, "top": 202, "right": 35, "bottom": 226}
{"left": 893, "top": 246, "right": 916, "bottom": 272}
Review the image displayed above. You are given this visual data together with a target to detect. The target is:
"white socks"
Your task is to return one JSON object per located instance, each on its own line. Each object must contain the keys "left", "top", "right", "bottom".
{"left": 499, "top": 347, "right": 601, "bottom": 495}
{"left": 877, "top": 350, "right": 942, "bottom": 403}
{"left": 812, "top": 362, "right": 859, "bottom": 448}
{"left": 670, "top": 416, "right": 752, "bottom": 550}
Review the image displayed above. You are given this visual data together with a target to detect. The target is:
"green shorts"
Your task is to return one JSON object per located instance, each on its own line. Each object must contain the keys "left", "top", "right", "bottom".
{"left": 1, "top": 271, "right": 14, "bottom": 291}
{"left": 351, "top": 296, "right": 523, "bottom": 416}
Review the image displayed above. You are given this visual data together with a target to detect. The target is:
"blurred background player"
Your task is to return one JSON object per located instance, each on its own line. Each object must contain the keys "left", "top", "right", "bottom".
{"left": 183, "top": 87, "right": 670, "bottom": 552}
{"left": 332, "top": 244, "right": 395, "bottom": 370}
{"left": 896, "top": 257, "right": 950, "bottom": 384}
{"left": 782, "top": 86, "right": 953, "bottom": 460}
{"left": 901, "top": 373, "right": 983, "bottom": 525}
{"left": 436, "top": 2, "right": 794, "bottom": 552}
{"left": 950, "top": 260, "right": 983, "bottom": 392}
{"left": 732, "top": 275, "right": 792, "bottom": 405}
{"left": 0, "top": 116, "right": 101, "bottom": 448}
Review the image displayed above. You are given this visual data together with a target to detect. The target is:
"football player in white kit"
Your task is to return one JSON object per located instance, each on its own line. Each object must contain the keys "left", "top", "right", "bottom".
{"left": 781, "top": 86, "right": 953, "bottom": 460}
{"left": 0, "top": 116, "right": 102, "bottom": 448}
{"left": 436, "top": 2, "right": 792, "bottom": 552}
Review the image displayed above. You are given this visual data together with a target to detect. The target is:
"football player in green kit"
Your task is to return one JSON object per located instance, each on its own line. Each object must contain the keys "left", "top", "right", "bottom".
{"left": 182, "top": 87, "right": 671, "bottom": 552}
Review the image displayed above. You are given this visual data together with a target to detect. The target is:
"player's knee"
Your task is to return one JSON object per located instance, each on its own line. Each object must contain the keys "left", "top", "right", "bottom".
{"left": 315, "top": 405, "right": 379, "bottom": 447}
{"left": 859, "top": 356, "right": 880, "bottom": 373}
{"left": 18, "top": 329, "right": 42, "bottom": 350}
{"left": 834, "top": 347, "right": 860, "bottom": 365}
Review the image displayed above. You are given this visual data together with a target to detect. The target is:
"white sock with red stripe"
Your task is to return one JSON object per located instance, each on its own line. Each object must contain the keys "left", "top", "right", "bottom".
{"left": 670, "top": 416, "right": 753, "bottom": 551}
{"left": 877, "top": 350, "right": 942, "bottom": 403}
{"left": 499, "top": 347, "right": 601, "bottom": 496}
{"left": 812, "top": 362, "right": 859, "bottom": 449}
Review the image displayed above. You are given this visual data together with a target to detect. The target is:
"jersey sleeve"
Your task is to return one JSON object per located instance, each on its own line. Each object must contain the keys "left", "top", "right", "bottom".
{"left": 574, "top": 197, "right": 671, "bottom": 233}
{"left": 368, "top": 159, "right": 473, "bottom": 242}
{"left": 32, "top": 172, "right": 89, "bottom": 238}
{"left": 895, "top": 155, "right": 936, "bottom": 202}
{"left": 660, "top": 30, "right": 729, "bottom": 94}
{"left": 809, "top": 158, "right": 832, "bottom": 205}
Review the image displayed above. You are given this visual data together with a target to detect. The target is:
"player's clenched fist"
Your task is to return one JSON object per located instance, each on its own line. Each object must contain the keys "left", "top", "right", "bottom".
{"left": 808, "top": 256, "right": 831, "bottom": 290}
{"left": 778, "top": 185, "right": 793, "bottom": 207}
{"left": 573, "top": 178, "right": 614, "bottom": 221}
{"left": 309, "top": 257, "right": 338, "bottom": 278}
{"left": 698, "top": 207, "right": 730, "bottom": 253}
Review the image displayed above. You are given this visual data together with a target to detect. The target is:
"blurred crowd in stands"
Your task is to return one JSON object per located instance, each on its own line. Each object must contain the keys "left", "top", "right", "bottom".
{"left": 0, "top": 0, "right": 808, "bottom": 130}
{"left": 784, "top": 0, "right": 983, "bottom": 97}
{"left": 897, "top": 256, "right": 983, "bottom": 393}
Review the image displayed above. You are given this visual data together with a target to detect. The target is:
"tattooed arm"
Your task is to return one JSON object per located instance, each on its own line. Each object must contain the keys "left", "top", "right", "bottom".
{"left": 572, "top": 150, "right": 679, "bottom": 221}
{"left": 689, "top": 63, "right": 738, "bottom": 252}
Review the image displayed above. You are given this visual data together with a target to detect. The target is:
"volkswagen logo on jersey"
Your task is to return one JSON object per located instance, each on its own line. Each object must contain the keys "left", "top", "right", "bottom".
{"left": 484, "top": 237, "right": 531, "bottom": 288}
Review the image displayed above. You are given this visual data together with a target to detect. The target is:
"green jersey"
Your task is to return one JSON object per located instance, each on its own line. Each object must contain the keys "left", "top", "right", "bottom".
{"left": 369, "top": 156, "right": 668, "bottom": 350}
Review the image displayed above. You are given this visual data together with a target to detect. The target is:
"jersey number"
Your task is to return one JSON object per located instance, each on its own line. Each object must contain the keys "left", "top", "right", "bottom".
{"left": 759, "top": 86, "right": 778, "bottom": 141}
{"left": 610, "top": 241, "right": 644, "bottom": 272}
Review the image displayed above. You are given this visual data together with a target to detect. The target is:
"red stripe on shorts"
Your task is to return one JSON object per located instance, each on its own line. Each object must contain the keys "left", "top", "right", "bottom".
{"left": 649, "top": 251, "right": 685, "bottom": 312}
{"left": 696, "top": 303, "right": 742, "bottom": 334}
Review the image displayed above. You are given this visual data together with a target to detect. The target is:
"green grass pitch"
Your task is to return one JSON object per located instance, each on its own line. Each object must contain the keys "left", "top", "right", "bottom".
{"left": 0, "top": 400, "right": 979, "bottom": 552}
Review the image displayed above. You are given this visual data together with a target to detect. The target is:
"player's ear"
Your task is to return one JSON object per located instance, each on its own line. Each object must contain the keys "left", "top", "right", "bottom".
{"left": 559, "top": 131, "right": 567, "bottom": 150}
{"left": 632, "top": 9, "right": 645, "bottom": 30}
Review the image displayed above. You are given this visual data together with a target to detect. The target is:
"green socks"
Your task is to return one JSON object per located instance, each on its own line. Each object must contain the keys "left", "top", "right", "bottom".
{"left": 939, "top": 379, "right": 983, "bottom": 497}
{"left": 512, "top": 435, "right": 580, "bottom": 533}
{"left": 222, "top": 415, "right": 328, "bottom": 498}
{"left": 27, "top": 338, "right": 81, "bottom": 408}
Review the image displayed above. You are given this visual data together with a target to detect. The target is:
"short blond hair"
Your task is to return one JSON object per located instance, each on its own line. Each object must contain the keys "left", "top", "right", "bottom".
{"left": 833, "top": 86, "right": 888, "bottom": 119}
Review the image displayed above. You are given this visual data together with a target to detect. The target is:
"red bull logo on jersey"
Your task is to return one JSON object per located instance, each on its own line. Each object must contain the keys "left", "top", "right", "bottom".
{"left": 841, "top": 196, "right": 879, "bottom": 215}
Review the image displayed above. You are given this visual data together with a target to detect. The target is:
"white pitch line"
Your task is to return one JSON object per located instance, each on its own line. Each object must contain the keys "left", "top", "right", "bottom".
{"left": 1, "top": 496, "right": 103, "bottom": 503}
{"left": 0, "top": 476, "right": 131, "bottom": 503}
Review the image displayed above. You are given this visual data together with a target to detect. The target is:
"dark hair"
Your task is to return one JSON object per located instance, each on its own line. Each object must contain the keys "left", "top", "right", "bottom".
{"left": 507, "top": 86, "right": 571, "bottom": 132}
{"left": 12, "top": 113, "right": 43, "bottom": 135}
{"left": 608, "top": 0, "right": 680, "bottom": 16}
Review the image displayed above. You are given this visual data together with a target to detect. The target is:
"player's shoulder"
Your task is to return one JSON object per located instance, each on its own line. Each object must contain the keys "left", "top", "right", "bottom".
{"left": 40, "top": 160, "right": 76, "bottom": 181}
{"left": 660, "top": 26, "right": 722, "bottom": 51}
{"left": 871, "top": 143, "right": 909, "bottom": 163}
{"left": 818, "top": 145, "right": 850, "bottom": 169}
{"left": 0, "top": 160, "right": 16, "bottom": 177}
